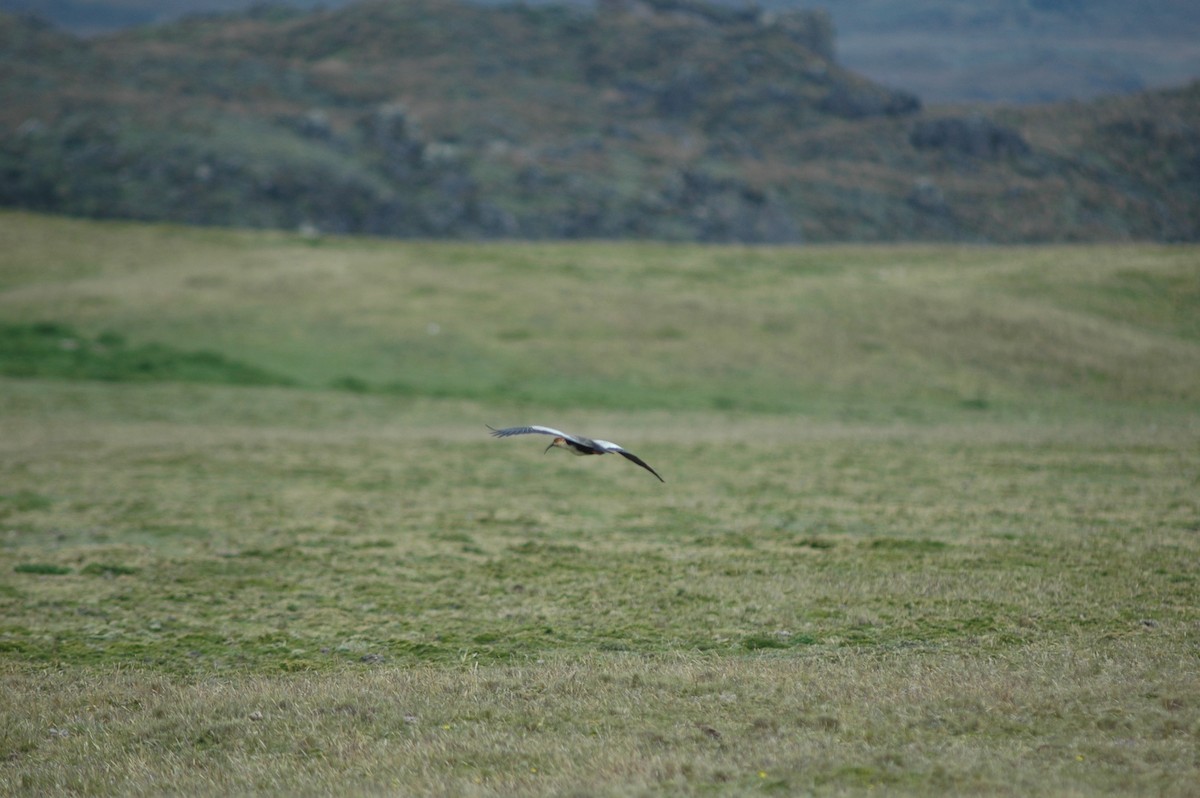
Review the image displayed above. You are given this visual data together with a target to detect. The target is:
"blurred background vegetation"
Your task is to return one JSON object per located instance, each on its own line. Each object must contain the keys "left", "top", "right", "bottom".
{"left": 1, "top": 0, "right": 1197, "bottom": 243}
{"left": 7, "top": 0, "right": 1200, "bottom": 103}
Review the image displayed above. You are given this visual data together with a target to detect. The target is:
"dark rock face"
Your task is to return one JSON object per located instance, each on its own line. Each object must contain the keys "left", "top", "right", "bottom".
{"left": 819, "top": 81, "right": 922, "bottom": 119}
{"left": 910, "top": 115, "right": 1032, "bottom": 159}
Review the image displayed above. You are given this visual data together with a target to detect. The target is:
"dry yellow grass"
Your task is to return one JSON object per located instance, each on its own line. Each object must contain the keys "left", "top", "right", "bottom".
{"left": 4, "top": 642, "right": 1197, "bottom": 796}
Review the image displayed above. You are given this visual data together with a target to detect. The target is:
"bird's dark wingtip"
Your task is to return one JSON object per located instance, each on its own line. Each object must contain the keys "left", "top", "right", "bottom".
{"left": 617, "top": 450, "right": 665, "bottom": 483}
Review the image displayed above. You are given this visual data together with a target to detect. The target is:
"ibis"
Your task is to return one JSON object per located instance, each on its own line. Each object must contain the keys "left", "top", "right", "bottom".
{"left": 488, "top": 425, "right": 664, "bottom": 482}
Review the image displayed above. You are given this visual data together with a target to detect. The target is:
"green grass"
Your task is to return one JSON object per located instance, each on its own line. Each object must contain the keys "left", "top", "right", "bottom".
{"left": 0, "top": 212, "right": 1198, "bottom": 795}
{"left": 0, "top": 321, "right": 293, "bottom": 385}
{"left": 2, "top": 212, "right": 1197, "bottom": 417}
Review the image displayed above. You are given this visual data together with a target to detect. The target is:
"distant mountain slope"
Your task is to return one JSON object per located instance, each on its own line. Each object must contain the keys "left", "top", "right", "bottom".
{"left": 1, "top": 0, "right": 1197, "bottom": 243}
{"left": 815, "top": 0, "right": 1200, "bottom": 103}
{"left": 0, "top": 0, "right": 344, "bottom": 33}
{"left": 4, "top": 0, "right": 1199, "bottom": 104}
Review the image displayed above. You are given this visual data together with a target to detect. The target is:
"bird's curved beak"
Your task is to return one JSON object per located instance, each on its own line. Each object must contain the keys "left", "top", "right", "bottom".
{"left": 543, "top": 441, "right": 556, "bottom": 454}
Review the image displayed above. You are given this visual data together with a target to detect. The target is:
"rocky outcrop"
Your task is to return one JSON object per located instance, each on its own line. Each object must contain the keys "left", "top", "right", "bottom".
{"left": 910, "top": 115, "right": 1032, "bottom": 158}
{"left": 597, "top": 0, "right": 836, "bottom": 61}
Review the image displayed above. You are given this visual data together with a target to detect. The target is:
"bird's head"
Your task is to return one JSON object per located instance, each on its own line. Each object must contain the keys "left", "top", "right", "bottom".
{"left": 544, "top": 437, "right": 566, "bottom": 454}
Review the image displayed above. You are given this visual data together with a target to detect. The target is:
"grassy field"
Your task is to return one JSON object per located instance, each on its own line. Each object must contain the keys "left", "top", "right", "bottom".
{"left": 1, "top": 211, "right": 1198, "bottom": 795}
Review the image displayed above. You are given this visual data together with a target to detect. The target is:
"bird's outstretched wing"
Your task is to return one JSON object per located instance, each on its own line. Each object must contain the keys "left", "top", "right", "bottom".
{"left": 487, "top": 424, "right": 571, "bottom": 440}
{"left": 614, "top": 449, "right": 665, "bottom": 482}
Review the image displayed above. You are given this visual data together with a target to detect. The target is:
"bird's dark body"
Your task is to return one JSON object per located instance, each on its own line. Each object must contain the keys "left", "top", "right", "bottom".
{"left": 561, "top": 437, "right": 602, "bottom": 455}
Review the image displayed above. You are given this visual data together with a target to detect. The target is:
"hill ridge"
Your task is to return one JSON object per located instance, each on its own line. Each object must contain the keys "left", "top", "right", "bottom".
{"left": 0, "top": 0, "right": 1197, "bottom": 242}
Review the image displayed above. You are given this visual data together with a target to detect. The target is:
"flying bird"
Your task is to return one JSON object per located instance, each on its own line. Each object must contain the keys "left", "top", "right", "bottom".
{"left": 488, "top": 425, "right": 664, "bottom": 482}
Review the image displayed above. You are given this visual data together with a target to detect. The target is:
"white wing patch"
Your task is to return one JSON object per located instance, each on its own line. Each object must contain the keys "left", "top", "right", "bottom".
{"left": 488, "top": 424, "right": 569, "bottom": 439}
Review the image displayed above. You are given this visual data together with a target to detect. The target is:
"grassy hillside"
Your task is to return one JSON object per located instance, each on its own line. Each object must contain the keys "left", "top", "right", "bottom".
{"left": 1, "top": 213, "right": 1198, "bottom": 795}
{"left": 11, "top": 0, "right": 1200, "bottom": 104}
{"left": 3, "top": 1, "right": 1198, "bottom": 243}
